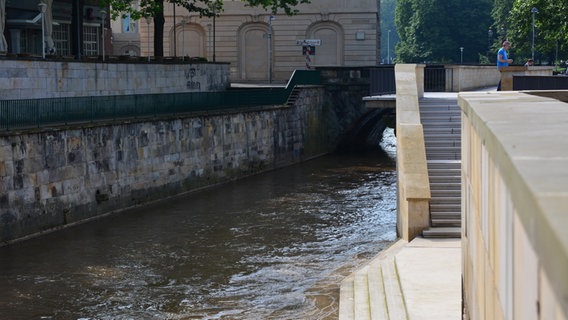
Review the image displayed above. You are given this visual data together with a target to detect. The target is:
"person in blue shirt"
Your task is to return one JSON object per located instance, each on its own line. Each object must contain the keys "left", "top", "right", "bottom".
{"left": 497, "top": 40, "right": 513, "bottom": 90}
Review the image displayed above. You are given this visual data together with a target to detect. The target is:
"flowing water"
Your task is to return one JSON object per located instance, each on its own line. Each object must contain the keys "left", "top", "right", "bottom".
{"left": 0, "top": 129, "right": 398, "bottom": 320}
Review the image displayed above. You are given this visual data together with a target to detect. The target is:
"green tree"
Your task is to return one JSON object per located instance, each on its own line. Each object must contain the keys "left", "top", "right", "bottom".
{"left": 381, "top": 0, "right": 399, "bottom": 63}
{"left": 507, "top": 0, "right": 568, "bottom": 65}
{"left": 395, "top": 0, "right": 492, "bottom": 64}
{"left": 100, "top": 0, "right": 310, "bottom": 56}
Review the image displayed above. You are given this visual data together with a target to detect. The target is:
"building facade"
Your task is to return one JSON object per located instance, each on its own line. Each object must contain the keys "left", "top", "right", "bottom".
{"left": 111, "top": 0, "right": 380, "bottom": 82}
{"left": 2, "top": 1, "right": 379, "bottom": 82}
{"left": 4, "top": 0, "right": 107, "bottom": 57}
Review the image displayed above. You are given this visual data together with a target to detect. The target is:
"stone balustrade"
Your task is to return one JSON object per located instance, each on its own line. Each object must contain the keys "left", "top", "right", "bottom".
{"left": 395, "top": 64, "right": 430, "bottom": 241}
{"left": 459, "top": 90, "right": 568, "bottom": 319}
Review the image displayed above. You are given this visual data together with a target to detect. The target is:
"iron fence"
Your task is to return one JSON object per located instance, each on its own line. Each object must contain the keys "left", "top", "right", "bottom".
{"left": 513, "top": 75, "right": 568, "bottom": 90}
{"left": 369, "top": 66, "right": 396, "bottom": 95}
{"left": 424, "top": 65, "right": 446, "bottom": 92}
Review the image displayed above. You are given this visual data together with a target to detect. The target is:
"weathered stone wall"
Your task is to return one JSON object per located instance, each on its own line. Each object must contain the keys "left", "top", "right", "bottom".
{"left": 0, "top": 87, "right": 328, "bottom": 243}
{"left": 0, "top": 60, "right": 230, "bottom": 99}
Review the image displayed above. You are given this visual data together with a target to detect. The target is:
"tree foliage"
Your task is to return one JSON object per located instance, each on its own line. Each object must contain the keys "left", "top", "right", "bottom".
{"left": 507, "top": 0, "right": 568, "bottom": 64}
{"left": 395, "top": 0, "right": 492, "bottom": 63}
{"left": 100, "top": 0, "right": 309, "bottom": 20}
{"left": 380, "top": 0, "right": 399, "bottom": 63}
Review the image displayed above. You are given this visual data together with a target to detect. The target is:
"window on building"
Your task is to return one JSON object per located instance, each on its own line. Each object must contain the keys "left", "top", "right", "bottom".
{"left": 83, "top": 25, "right": 100, "bottom": 56}
{"left": 122, "top": 14, "right": 138, "bottom": 33}
{"left": 53, "top": 23, "right": 71, "bottom": 56}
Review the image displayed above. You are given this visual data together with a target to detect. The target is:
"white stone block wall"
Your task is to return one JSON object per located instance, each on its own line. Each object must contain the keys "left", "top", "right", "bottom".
{"left": 460, "top": 91, "right": 568, "bottom": 320}
{"left": 0, "top": 60, "right": 230, "bottom": 100}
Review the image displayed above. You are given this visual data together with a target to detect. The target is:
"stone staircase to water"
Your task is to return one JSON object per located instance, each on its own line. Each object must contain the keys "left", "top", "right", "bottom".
{"left": 338, "top": 241, "right": 408, "bottom": 320}
{"left": 338, "top": 96, "right": 463, "bottom": 320}
{"left": 419, "top": 97, "right": 462, "bottom": 238}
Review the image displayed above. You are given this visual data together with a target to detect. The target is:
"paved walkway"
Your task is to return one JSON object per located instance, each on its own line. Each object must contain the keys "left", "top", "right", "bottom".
{"left": 396, "top": 237, "right": 461, "bottom": 319}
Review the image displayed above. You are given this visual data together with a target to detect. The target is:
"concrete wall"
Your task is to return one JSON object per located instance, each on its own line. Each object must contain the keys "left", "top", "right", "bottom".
{"left": 459, "top": 91, "right": 568, "bottom": 320}
{"left": 445, "top": 65, "right": 500, "bottom": 91}
{"left": 0, "top": 87, "right": 328, "bottom": 243}
{"left": 498, "top": 66, "right": 555, "bottom": 91}
{"left": 395, "top": 64, "right": 430, "bottom": 241}
{"left": 0, "top": 60, "right": 230, "bottom": 99}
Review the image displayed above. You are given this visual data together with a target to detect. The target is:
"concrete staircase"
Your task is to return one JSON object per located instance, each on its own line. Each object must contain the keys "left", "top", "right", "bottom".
{"left": 419, "top": 97, "right": 462, "bottom": 238}
{"left": 339, "top": 241, "right": 408, "bottom": 320}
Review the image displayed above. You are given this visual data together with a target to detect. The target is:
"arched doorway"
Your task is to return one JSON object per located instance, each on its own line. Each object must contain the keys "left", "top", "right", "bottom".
{"left": 308, "top": 22, "right": 343, "bottom": 66}
{"left": 239, "top": 23, "right": 270, "bottom": 81}
{"left": 172, "top": 23, "right": 206, "bottom": 58}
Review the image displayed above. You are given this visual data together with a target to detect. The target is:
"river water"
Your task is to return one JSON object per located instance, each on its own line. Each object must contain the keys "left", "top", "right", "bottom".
{"left": 0, "top": 129, "right": 398, "bottom": 320}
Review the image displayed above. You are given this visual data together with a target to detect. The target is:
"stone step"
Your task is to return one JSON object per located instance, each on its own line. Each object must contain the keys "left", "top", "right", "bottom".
{"left": 427, "top": 159, "right": 461, "bottom": 167}
{"left": 428, "top": 168, "right": 461, "bottom": 175}
{"left": 422, "top": 227, "right": 461, "bottom": 238}
{"left": 430, "top": 183, "right": 461, "bottom": 190}
{"left": 430, "top": 197, "right": 461, "bottom": 206}
{"left": 431, "top": 212, "right": 461, "bottom": 219}
{"left": 381, "top": 256, "right": 408, "bottom": 320}
{"left": 425, "top": 140, "right": 461, "bottom": 147}
{"left": 423, "top": 127, "right": 461, "bottom": 133}
{"left": 338, "top": 241, "right": 408, "bottom": 320}
{"left": 422, "top": 123, "right": 461, "bottom": 129}
{"left": 431, "top": 190, "right": 461, "bottom": 198}
{"left": 339, "top": 274, "right": 355, "bottom": 319}
{"left": 367, "top": 260, "right": 388, "bottom": 320}
{"left": 422, "top": 118, "right": 460, "bottom": 124}
{"left": 427, "top": 155, "right": 461, "bottom": 161}
{"left": 429, "top": 177, "right": 461, "bottom": 184}
{"left": 354, "top": 266, "right": 371, "bottom": 319}
{"left": 431, "top": 203, "right": 461, "bottom": 212}
{"left": 431, "top": 219, "right": 461, "bottom": 227}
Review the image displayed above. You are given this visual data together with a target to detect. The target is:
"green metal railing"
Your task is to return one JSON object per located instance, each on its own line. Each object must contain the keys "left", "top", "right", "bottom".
{"left": 0, "top": 70, "right": 321, "bottom": 131}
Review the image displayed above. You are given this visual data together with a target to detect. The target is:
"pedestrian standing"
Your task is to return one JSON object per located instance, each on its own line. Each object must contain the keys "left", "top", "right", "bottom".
{"left": 497, "top": 40, "right": 513, "bottom": 91}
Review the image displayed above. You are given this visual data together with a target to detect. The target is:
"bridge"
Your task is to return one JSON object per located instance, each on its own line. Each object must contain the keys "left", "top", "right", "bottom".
{"left": 339, "top": 64, "right": 568, "bottom": 320}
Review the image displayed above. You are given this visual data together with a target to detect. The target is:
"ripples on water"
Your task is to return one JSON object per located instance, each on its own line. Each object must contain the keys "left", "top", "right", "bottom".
{"left": 0, "top": 129, "right": 398, "bottom": 320}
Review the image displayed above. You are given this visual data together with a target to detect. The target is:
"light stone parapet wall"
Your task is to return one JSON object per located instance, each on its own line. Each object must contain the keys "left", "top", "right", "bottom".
{"left": 499, "top": 66, "right": 554, "bottom": 91}
{"left": 445, "top": 65, "right": 501, "bottom": 91}
{"left": 395, "top": 64, "right": 430, "bottom": 241}
{"left": 459, "top": 91, "right": 568, "bottom": 320}
{"left": 0, "top": 60, "right": 230, "bottom": 100}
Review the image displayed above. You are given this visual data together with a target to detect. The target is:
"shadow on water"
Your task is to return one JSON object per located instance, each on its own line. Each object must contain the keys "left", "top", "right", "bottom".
{"left": 0, "top": 129, "right": 398, "bottom": 320}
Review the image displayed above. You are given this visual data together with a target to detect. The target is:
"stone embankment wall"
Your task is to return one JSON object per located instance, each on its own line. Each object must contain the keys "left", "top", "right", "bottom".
{"left": 0, "top": 60, "right": 230, "bottom": 99}
{"left": 0, "top": 87, "right": 328, "bottom": 243}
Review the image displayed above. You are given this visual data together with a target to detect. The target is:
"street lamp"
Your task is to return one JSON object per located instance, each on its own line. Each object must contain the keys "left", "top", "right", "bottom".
{"left": 531, "top": 7, "right": 538, "bottom": 61}
{"left": 38, "top": 2, "right": 47, "bottom": 59}
{"left": 145, "top": 16, "right": 152, "bottom": 62}
{"left": 100, "top": 10, "right": 106, "bottom": 61}
{"left": 268, "top": 15, "right": 274, "bottom": 83}
{"left": 213, "top": 7, "right": 216, "bottom": 62}
{"left": 488, "top": 28, "right": 493, "bottom": 61}
{"left": 387, "top": 29, "right": 390, "bottom": 64}
{"left": 460, "top": 47, "right": 464, "bottom": 64}
{"left": 172, "top": 3, "right": 176, "bottom": 57}
{"left": 180, "top": 18, "right": 186, "bottom": 61}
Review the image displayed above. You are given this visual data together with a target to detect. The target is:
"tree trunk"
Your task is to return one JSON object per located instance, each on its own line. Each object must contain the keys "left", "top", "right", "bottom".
{"left": 153, "top": 0, "right": 165, "bottom": 57}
